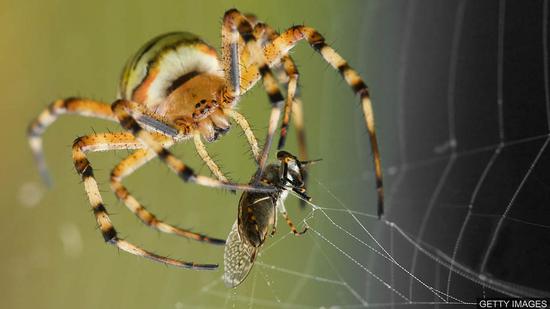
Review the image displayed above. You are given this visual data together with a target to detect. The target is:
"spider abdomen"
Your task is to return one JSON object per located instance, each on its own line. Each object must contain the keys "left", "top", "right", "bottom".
{"left": 119, "top": 32, "right": 222, "bottom": 109}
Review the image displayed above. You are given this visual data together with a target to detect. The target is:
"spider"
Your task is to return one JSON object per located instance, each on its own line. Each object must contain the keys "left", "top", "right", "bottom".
{"left": 26, "top": 9, "right": 384, "bottom": 270}
{"left": 224, "top": 150, "right": 319, "bottom": 287}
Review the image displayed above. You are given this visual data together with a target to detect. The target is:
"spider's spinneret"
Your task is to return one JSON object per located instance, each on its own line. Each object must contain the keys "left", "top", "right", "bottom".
{"left": 119, "top": 32, "right": 232, "bottom": 141}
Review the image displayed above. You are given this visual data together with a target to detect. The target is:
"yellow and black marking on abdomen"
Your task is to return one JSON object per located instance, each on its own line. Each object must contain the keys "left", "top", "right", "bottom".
{"left": 118, "top": 32, "right": 222, "bottom": 108}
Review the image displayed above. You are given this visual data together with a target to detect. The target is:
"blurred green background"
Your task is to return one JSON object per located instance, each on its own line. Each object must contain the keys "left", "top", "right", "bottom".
{"left": 1, "top": 0, "right": 397, "bottom": 308}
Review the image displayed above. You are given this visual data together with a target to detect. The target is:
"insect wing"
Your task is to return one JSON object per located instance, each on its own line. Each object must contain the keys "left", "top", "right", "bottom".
{"left": 223, "top": 220, "right": 258, "bottom": 288}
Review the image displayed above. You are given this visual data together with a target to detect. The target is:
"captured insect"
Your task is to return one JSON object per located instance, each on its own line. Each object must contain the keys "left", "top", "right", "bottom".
{"left": 224, "top": 151, "right": 319, "bottom": 288}
{"left": 26, "top": 8, "right": 383, "bottom": 270}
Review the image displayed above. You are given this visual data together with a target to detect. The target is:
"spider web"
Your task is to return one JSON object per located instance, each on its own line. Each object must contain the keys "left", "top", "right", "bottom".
{"left": 180, "top": 0, "right": 550, "bottom": 307}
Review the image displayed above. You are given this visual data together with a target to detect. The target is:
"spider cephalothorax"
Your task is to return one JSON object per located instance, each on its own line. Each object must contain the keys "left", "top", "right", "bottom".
{"left": 27, "top": 8, "right": 383, "bottom": 271}
{"left": 162, "top": 74, "right": 230, "bottom": 141}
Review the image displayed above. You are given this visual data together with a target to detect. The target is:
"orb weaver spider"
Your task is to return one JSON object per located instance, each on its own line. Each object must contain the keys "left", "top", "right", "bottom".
{"left": 26, "top": 9, "right": 383, "bottom": 270}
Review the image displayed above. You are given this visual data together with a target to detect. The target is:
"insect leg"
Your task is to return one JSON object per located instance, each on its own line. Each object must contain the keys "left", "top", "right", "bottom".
{"left": 281, "top": 211, "right": 307, "bottom": 236}
{"left": 277, "top": 201, "right": 307, "bottom": 236}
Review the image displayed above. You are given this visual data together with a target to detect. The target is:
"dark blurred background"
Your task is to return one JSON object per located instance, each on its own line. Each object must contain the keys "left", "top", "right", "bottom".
{"left": 2, "top": 0, "right": 549, "bottom": 308}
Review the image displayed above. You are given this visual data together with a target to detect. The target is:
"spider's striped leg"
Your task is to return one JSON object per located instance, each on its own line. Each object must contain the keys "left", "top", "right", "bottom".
{"left": 221, "top": 9, "right": 285, "bottom": 180}
{"left": 27, "top": 98, "right": 115, "bottom": 186}
{"left": 275, "top": 57, "right": 310, "bottom": 206}
{"left": 265, "top": 26, "right": 384, "bottom": 218}
{"left": 260, "top": 26, "right": 310, "bottom": 164}
{"left": 252, "top": 22, "right": 312, "bottom": 208}
{"left": 251, "top": 23, "right": 301, "bottom": 152}
{"left": 72, "top": 132, "right": 217, "bottom": 269}
{"left": 111, "top": 99, "right": 275, "bottom": 193}
{"left": 249, "top": 21, "right": 309, "bottom": 164}
{"left": 276, "top": 55, "right": 299, "bottom": 150}
{"left": 110, "top": 148, "right": 226, "bottom": 245}
{"left": 221, "top": 14, "right": 244, "bottom": 99}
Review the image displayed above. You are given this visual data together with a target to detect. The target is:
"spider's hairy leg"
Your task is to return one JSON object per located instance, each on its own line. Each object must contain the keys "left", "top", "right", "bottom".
{"left": 251, "top": 22, "right": 301, "bottom": 152}
{"left": 265, "top": 26, "right": 384, "bottom": 218}
{"left": 193, "top": 132, "right": 236, "bottom": 194}
{"left": 224, "top": 109, "right": 261, "bottom": 161}
{"left": 193, "top": 132, "right": 229, "bottom": 183}
{"left": 111, "top": 99, "right": 275, "bottom": 193}
{"left": 110, "top": 148, "right": 226, "bottom": 245}
{"left": 72, "top": 132, "right": 216, "bottom": 269}
{"left": 222, "top": 9, "right": 286, "bottom": 179}
{"left": 251, "top": 22, "right": 311, "bottom": 207}
{"left": 27, "top": 98, "right": 115, "bottom": 186}
{"left": 250, "top": 21, "right": 309, "bottom": 162}
{"left": 130, "top": 109, "right": 230, "bottom": 185}
{"left": 221, "top": 11, "right": 243, "bottom": 99}
{"left": 276, "top": 55, "right": 299, "bottom": 150}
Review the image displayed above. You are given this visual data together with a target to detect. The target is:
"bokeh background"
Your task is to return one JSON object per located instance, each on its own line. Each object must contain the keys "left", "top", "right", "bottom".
{"left": 2, "top": 0, "right": 549, "bottom": 308}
